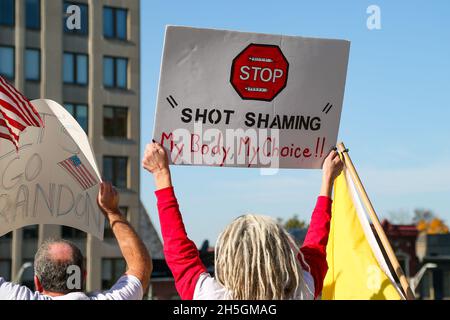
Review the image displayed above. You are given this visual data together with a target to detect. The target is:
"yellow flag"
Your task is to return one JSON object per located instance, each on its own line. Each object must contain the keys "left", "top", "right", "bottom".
{"left": 322, "top": 170, "right": 404, "bottom": 300}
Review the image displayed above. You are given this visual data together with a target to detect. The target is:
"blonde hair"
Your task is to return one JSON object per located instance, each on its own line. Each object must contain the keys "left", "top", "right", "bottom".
{"left": 214, "top": 214, "right": 311, "bottom": 300}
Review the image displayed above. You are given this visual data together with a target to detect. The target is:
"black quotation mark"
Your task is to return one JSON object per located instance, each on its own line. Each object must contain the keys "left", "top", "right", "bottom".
{"left": 166, "top": 95, "right": 178, "bottom": 109}
{"left": 322, "top": 103, "right": 333, "bottom": 114}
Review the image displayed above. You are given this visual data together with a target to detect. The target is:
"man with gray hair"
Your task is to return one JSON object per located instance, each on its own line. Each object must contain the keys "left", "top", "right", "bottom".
{"left": 0, "top": 182, "right": 152, "bottom": 300}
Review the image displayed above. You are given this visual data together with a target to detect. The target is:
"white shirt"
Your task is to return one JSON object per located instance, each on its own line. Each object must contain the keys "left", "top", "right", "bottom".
{"left": 193, "top": 270, "right": 315, "bottom": 300}
{"left": 0, "top": 275, "right": 143, "bottom": 300}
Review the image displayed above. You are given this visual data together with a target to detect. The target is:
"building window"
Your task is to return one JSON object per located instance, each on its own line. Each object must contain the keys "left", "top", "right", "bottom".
{"left": 104, "top": 207, "right": 128, "bottom": 239}
{"left": 103, "top": 106, "right": 128, "bottom": 138}
{"left": 63, "top": 52, "right": 88, "bottom": 85}
{"left": 25, "top": 49, "right": 40, "bottom": 81}
{"left": 0, "top": 0, "right": 14, "bottom": 26}
{"left": 0, "top": 259, "right": 12, "bottom": 281}
{"left": 0, "top": 46, "right": 14, "bottom": 79}
{"left": 22, "top": 225, "right": 38, "bottom": 239}
{"left": 420, "top": 270, "right": 432, "bottom": 299}
{"left": 102, "top": 258, "right": 127, "bottom": 290}
{"left": 64, "top": 103, "right": 88, "bottom": 134}
{"left": 103, "top": 6, "right": 127, "bottom": 40}
{"left": 26, "top": 0, "right": 40, "bottom": 30}
{"left": 444, "top": 271, "right": 450, "bottom": 299}
{"left": 103, "top": 57, "right": 128, "bottom": 89}
{"left": 103, "top": 156, "right": 128, "bottom": 189}
{"left": 64, "top": 1, "right": 88, "bottom": 35}
{"left": 61, "top": 226, "right": 86, "bottom": 239}
{"left": 21, "top": 259, "right": 35, "bottom": 289}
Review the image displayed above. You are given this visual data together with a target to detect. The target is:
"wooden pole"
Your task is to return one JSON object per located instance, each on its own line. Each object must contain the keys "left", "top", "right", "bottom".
{"left": 337, "top": 142, "right": 416, "bottom": 300}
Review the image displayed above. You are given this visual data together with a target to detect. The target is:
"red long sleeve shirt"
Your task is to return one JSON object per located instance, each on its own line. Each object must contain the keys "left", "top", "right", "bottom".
{"left": 155, "top": 187, "right": 332, "bottom": 300}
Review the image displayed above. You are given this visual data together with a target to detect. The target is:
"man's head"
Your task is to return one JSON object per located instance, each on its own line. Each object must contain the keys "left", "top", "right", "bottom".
{"left": 34, "top": 239, "right": 85, "bottom": 295}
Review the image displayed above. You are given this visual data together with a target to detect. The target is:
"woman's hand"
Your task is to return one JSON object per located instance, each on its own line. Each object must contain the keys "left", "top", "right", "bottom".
{"left": 142, "top": 142, "right": 173, "bottom": 190}
{"left": 320, "top": 149, "right": 344, "bottom": 198}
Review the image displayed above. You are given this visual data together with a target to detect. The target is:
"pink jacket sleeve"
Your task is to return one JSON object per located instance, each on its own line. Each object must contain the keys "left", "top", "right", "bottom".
{"left": 155, "top": 187, "right": 207, "bottom": 300}
{"left": 299, "top": 196, "right": 332, "bottom": 299}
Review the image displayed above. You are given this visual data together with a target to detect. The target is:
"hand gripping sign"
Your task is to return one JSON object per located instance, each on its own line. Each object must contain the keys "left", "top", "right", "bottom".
{"left": 153, "top": 26, "right": 350, "bottom": 169}
{"left": 0, "top": 100, "right": 104, "bottom": 239}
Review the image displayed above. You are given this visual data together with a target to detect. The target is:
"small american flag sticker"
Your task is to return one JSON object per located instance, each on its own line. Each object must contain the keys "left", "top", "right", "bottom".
{"left": 58, "top": 155, "right": 97, "bottom": 191}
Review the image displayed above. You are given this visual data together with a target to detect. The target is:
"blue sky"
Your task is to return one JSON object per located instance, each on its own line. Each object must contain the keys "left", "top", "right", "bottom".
{"left": 140, "top": 0, "right": 450, "bottom": 246}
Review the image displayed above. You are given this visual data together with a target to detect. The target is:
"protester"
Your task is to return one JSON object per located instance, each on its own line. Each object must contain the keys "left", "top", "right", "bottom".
{"left": 0, "top": 182, "right": 152, "bottom": 300}
{"left": 142, "top": 142, "right": 343, "bottom": 300}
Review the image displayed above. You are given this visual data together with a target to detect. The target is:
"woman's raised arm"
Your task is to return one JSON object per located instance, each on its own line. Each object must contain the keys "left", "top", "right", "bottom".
{"left": 142, "top": 143, "right": 207, "bottom": 300}
{"left": 299, "top": 150, "right": 343, "bottom": 299}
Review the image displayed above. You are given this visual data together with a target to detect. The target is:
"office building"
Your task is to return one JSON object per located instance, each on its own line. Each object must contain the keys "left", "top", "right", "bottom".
{"left": 0, "top": 0, "right": 163, "bottom": 292}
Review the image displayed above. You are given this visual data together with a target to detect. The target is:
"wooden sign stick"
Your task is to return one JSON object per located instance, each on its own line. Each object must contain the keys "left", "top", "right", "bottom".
{"left": 337, "top": 142, "right": 415, "bottom": 300}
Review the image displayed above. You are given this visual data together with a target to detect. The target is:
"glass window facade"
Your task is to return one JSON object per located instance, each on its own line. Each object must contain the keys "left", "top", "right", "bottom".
{"left": 0, "top": 260, "right": 12, "bottom": 281}
{"left": 101, "top": 258, "right": 127, "bottom": 290}
{"left": 76, "top": 54, "right": 88, "bottom": 85}
{"left": 103, "top": 7, "right": 114, "bottom": 38}
{"left": 103, "top": 156, "right": 128, "bottom": 189}
{"left": 116, "top": 9, "right": 127, "bottom": 40}
{"left": 103, "top": 6, "right": 127, "bottom": 40}
{"left": 63, "top": 52, "right": 88, "bottom": 85}
{"left": 26, "top": 0, "right": 40, "bottom": 29}
{"left": 64, "top": 103, "right": 88, "bottom": 134}
{"left": 103, "top": 106, "right": 128, "bottom": 138}
{"left": 0, "top": 46, "right": 14, "bottom": 79}
{"left": 22, "top": 225, "right": 38, "bottom": 239}
{"left": 103, "top": 57, "right": 114, "bottom": 87}
{"left": 25, "top": 49, "right": 40, "bottom": 81}
{"left": 61, "top": 226, "right": 86, "bottom": 239}
{"left": 0, "top": 0, "right": 14, "bottom": 26}
{"left": 116, "top": 58, "right": 127, "bottom": 88}
{"left": 103, "top": 57, "right": 128, "bottom": 89}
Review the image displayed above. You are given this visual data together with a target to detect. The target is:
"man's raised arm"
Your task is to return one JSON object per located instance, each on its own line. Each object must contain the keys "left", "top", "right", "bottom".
{"left": 97, "top": 182, "right": 153, "bottom": 294}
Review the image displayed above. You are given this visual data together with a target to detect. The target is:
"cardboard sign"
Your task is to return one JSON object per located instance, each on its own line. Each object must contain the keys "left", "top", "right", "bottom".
{"left": 0, "top": 99, "right": 104, "bottom": 239}
{"left": 153, "top": 26, "right": 350, "bottom": 169}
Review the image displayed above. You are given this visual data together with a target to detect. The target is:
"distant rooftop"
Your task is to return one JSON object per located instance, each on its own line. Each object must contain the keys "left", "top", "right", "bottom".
{"left": 416, "top": 233, "right": 450, "bottom": 261}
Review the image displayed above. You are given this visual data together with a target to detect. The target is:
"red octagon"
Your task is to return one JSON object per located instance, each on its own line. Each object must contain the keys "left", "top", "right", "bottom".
{"left": 230, "top": 44, "right": 289, "bottom": 102}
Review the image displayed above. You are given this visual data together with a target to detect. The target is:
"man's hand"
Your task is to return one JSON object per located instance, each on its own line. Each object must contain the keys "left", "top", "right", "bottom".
{"left": 142, "top": 142, "right": 172, "bottom": 190}
{"left": 97, "top": 182, "right": 120, "bottom": 217}
{"left": 97, "top": 181, "right": 152, "bottom": 294}
{"left": 320, "top": 149, "right": 344, "bottom": 198}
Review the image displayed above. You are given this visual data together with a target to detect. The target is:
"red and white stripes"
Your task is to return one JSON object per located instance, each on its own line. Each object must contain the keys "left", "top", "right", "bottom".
{"left": 0, "top": 76, "right": 43, "bottom": 150}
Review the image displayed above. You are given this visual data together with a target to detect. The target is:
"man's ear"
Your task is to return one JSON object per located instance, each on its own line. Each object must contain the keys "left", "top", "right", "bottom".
{"left": 34, "top": 275, "right": 44, "bottom": 293}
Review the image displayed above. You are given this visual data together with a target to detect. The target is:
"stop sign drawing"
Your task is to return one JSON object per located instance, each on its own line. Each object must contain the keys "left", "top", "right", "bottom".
{"left": 230, "top": 44, "right": 289, "bottom": 102}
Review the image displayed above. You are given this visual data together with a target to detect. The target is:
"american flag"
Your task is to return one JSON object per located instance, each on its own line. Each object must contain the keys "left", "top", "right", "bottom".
{"left": 58, "top": 155, "right": 97, "bottom": 191}
{"left": 0, "top": 76, "right": 44, "bottom": 150}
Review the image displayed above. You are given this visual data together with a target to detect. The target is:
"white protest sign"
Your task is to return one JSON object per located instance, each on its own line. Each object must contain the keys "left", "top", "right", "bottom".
{"left": 0, "top": 99, "right": 104, "bottom": 239}
{"left": 153, "top": 26, "right": 350, "bottom": 169}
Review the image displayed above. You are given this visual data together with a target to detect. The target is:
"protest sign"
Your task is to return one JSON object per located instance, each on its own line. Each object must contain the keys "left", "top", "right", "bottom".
{"left": 0, "top": 99, "right": 104, "bottom": 239}
{"left": 153, "top": 26, "right": 350, "bottom": 169}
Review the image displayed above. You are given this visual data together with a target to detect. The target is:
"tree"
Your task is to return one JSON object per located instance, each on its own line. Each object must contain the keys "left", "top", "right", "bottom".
{"left": 417, "top": 218, "right": 449, "bottom": 235}
{"left": 283, "top": 215, "right": 308, "bottom": 231}
{"left": 278, "top": 215, "right": 309, "bottom": 246}
{"left": 388, "top": 208, "right": 449, "bottom": 235}
{"left": 412, "top": 209, "right": 434, "bottom": 224}
{"left": 413, "top": 209, "right": 449, "bottom": 235}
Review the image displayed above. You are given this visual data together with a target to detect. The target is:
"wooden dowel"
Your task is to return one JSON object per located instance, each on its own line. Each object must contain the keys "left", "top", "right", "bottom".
{"left": 337, "top": 142, "right": 415, "bottom": 300}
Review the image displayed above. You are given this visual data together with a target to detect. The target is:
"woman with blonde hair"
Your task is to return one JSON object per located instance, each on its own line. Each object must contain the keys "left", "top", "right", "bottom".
{"left": 142, "top": 143, "right": 343, "bottom": 300}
